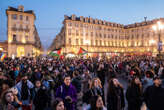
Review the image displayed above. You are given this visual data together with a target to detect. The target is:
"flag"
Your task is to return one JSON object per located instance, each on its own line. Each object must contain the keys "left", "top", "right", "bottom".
{"left": 49, "top": 49, "right": 61, "bottom": 57}
{"left": 60, "top": 55, "right": 64, "bottom": 60}
{"left": 0, "top": 53, "right": 7, "bottom": 61}
{"left": 78, "top": 47, "right": 87, "bottom": 55}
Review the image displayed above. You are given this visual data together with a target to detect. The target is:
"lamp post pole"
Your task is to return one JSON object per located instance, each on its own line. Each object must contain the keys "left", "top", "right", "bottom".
{"left": 152, "top": 21, "right": 164, "bottom": 55}
{"left": 158, "top": 29, "right": 162, "bottom": 54}
{"left": 87, "top": 44, "right": 88, "bottom": 51}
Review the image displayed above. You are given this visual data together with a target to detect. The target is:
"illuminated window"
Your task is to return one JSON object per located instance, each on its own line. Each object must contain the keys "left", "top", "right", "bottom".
{"left": 17, "top": 47, "right": 25, "bottom": 57}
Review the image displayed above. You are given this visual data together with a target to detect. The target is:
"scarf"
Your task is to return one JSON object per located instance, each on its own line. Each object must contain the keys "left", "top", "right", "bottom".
{"left": 21, "top": 81, "right": 29, "bottom": 100}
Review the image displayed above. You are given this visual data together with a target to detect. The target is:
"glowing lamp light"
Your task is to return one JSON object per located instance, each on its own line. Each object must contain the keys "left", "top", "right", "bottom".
{"left": 0, "top": 48, "right": 3, "bottom": 51}
{"left": 8, "top": 37, "right": 12, "bottom": 43}
{"left": 149, "top": 40, "right": 156, "bottom": 45}
{"left": 152, "top": 25, "right": 157, "bottom": 31}
{"left": 152, "top": 21, "right": 164, "bottom": 31}
{"left": 22, "top": 38, "right": 26, "bottom": 43}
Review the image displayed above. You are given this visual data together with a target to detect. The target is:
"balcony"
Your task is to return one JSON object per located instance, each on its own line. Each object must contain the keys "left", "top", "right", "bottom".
{"left": 25, "top": 28, "right": 30, "bottom": 32}
{"left": 11, "top": 27, "right": 17, "bottom": 31}
{"left": 18, "top": 28, "right": 24, "bottom": 31}
{"left": 11, "top": 27, "right": 30, "bottom": 32}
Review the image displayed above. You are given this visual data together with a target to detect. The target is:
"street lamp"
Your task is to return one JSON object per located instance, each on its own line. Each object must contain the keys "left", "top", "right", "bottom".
{"left": 152, "top": 21, "right": 164, "bottom": 54}
{"left": 149, "top": 39, "right": 155, "bottom": 45}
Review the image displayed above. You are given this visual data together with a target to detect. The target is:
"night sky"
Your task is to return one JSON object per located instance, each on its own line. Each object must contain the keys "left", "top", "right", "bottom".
{"left": 0, "top": 0, "right": 164, "bottom": 49}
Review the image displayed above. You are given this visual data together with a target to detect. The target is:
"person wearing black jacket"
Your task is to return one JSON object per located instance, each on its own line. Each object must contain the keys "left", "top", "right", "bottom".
{"left": 144, "top": 76, "right": 164, "bottom": 110}
{"left": 87, "top": 78, "right": 105, "bottom": 104}
{"left": 107, "top": 78, "right": 125, "bottom": 110}
{"left": 33, "top": 80, "right": 49, "bottom": 110}
{"left": 126, "top": 77, "right": 143, "bottom": 110}
{"left": 97, "top": 62, "right": 106, "bottom": 87}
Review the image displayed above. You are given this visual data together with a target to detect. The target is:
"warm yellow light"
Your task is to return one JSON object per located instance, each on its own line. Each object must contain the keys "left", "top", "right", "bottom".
{"left": 154, "top": 48, "right": 157, "bottom": 52}
{"left": 145, "top": 43, "right": 147, "bottom": 46}
{"left": 149, "top": 40, "right": 155, "bottom": 45}
{"left": 138, "top": 42, "right": 141, "bottom": 46}
{"left": 153, "top": 21, "right": 164, "bottom": 31}
{"left": 0, "top": 48, "right": 3, "bottom": 51}
{"left": 152, "top": 25, "right": 157, "bottom": 31}
{"left": 8, "top": 36, "right": 12, "bottom": 43}
{"left": 17, "top": 47, "right": 25, "bottom": 57}
{"left": 22, "top": 37, "right": 26, "bottom": 43}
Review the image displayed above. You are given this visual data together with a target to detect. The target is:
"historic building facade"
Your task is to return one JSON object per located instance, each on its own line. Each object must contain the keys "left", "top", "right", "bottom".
{"left": 6, "top": 5, "right": 43, "bottom": 57}
{"left": 49, "top": 15, "right": 164, "bottom": 56}
{"left": 0, "top": 41, "right": 8, "bottom": 53}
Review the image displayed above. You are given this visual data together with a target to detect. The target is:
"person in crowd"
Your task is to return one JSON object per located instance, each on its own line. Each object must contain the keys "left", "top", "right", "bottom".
{"left": 82, "top": 69, "right": 92, "bottom": 93}
{"left": 15, "top": 73, "right": 34, "bottom": 110}
{"left": 144, "top": 76, "right": 164, "bottom": 110}
{"left": 87, "top": 78, "right": 104, "bottom": 104}
{"left": 143, "top": 71, "right": 154, "bottom": 91}
{"left": 0, "top": 90, "right": 21, "bottom": 110}
{"left": 33, "top": 80, "right": 49, "bottom": 110}
{"left": 31, "top": 68, "right": 43, "bottom": 83}
{"left": 97, "top": 62, "right": 105, "bottom": 87}
{"left": 72, "top": 70, "right": 82, "bottom": 94}
{"left": 85, "top": 95, "right": 107, "bottom": 110}
{"left": 0, "top": 80, "right": 11, "bottom": 97}
{"left": 55, "top": 74, "right": 77, "bottom": 110}
{"left": 52, "top": 98, "right": 65, "bottom": 110}
{"left": 82, "top": 69, "right": 92, "bottom": 104}
{"left": 126, "top": 77, "right": 143, "bottom": 110}
{"left": 107, "top": 78, "right": 125, "bottom": 110}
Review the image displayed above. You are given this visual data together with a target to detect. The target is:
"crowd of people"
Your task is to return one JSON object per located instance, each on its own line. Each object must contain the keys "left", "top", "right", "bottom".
{"left": 0, "top": 56, "right": 164, "bottom": 110}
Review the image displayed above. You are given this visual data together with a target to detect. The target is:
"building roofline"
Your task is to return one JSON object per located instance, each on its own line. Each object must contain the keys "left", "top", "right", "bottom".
{"left": 6, "top": 6, "right": 36, "bottom": 19}
{"left": 64, "top": 14, "right": 164, "bottom": 29}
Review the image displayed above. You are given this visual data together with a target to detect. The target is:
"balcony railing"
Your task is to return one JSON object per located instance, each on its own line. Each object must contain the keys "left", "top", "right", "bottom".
{"left": 11, "top": 27, "right": 30, "bottom": 32}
